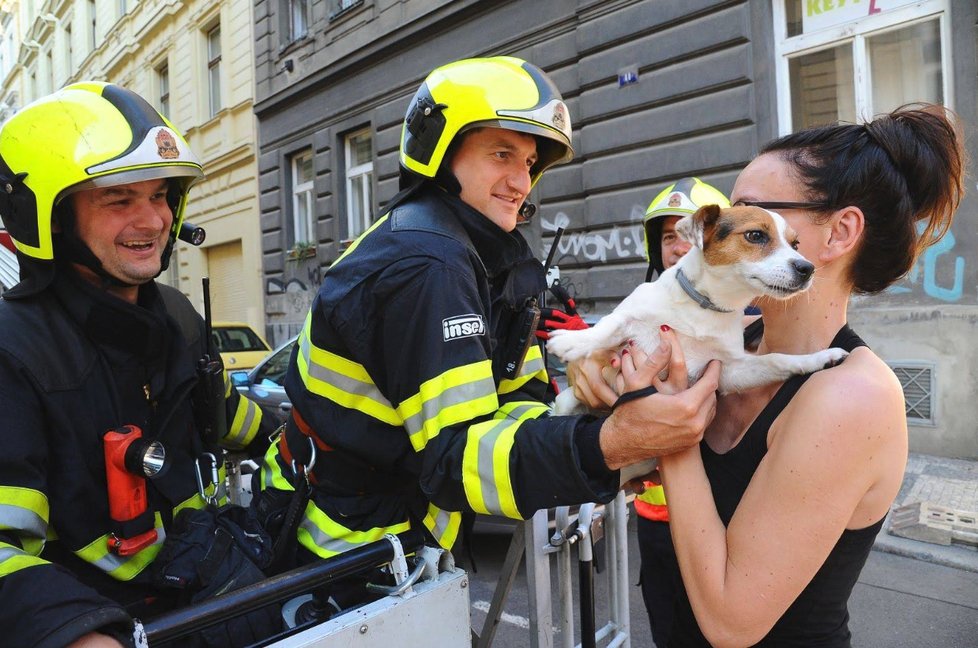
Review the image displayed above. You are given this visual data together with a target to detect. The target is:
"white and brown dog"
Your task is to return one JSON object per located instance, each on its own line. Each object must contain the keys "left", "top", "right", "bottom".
{"left": 547, "top": 203, "right": 847, "bottom": 419}
{"left": 547, "top": 203, "right": 847, "bottom": 483}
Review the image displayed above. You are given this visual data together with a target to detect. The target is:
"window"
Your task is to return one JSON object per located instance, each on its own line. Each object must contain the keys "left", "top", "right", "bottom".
{"left": 88, "top": 0, "right": 97, "bottom": 51}
{"left": 64, "top": 24, "right": 72, "bottom": 71}
{"left": 206, "top": 24, "right": 222, "bottom": 118}
{"left": 287, "top": 0, "right": 308, "bottom": 41}
{"left": 45, "top": 49, "right": 53, "bottom": 93}
{"left": 332, "top": 0, "right": 363, "bottom": 19}
{"left": 118, "top": 0, "right": 127, "bottom": 18}
{"left": 156, "top": 63, "right": 169, "bottom": 117}
{"left": 290, "top": 149, "right": 315, "bottom": 247}
{"left": 344, "top": 129, "right": 373, "bottom": 240}
{"left": 773, "top": 0, "right": 949, "bottom": 132}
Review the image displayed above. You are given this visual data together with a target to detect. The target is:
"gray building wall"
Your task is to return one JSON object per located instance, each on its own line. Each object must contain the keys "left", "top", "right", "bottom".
{"left": 252, "top": 0, "right": 978, "bottom": 458}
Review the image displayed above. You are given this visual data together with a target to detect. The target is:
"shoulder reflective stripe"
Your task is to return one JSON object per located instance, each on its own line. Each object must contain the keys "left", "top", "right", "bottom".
{"left": 0, "top": 545, "right": 48, "bottom": 576}
{"left": 74, "top": 513, "right": 165, "bottom": 581}
{"left": 297, "top": 502, "right": 410, "bottom": 559}
{"left": 399, "top": 360, "right": 498, "bottom": 451}
{"left": 498, "top": 347, "right": 547, "bottom": 394}
{"left": 297, "top": 333, "right": 401, "bottom": 426}
{"left": 224, "top": 372, "right": 232, "bottom": 397}
{"left": 423, "top": 504, "right": 461, "bottom": 550}
{"left": 462, "top": 417, "right": 521, "bottom": 518}
{"left": 225, "top": 396, "right": 262, "bottom": 448}
{"left": 333, "top": 214, "right": 389, "bottom": 266}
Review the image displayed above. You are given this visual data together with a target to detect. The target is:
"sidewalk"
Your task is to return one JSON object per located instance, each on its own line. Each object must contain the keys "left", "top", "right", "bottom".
{"left": 873, "top": 452, "right": 978, "bottom": 573}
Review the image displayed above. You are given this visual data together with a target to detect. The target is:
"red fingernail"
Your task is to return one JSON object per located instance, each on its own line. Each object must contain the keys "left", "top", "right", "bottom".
{"left": 628, "top": 339, "right": 636, "bottom": 346}
{"left": 661, "top": 324, "right": 671, "bottom": 332}
{"left": 622, "top": 349, "right": 629, "bottom": 356}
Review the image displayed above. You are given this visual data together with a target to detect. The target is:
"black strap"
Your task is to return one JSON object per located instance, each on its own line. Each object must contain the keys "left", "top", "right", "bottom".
{"left": 268, "top": 467, "right": 312, "bottom": 573}
{"left": 612, "top": 385, "right": 658, "bottom": 410}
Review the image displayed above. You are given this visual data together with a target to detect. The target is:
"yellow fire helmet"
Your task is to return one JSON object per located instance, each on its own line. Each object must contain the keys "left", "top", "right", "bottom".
{"left": 0, "top": 82, "right": 202, "bottom": 295}
{"left": 399, "top": 56, "right": 574, "bottom": 190}
{"left": 643, "top": 177, "right": 730, "bottom": 277}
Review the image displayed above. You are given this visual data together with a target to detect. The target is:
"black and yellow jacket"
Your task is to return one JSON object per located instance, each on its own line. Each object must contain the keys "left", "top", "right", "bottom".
{"left": 259, "top": 187, "right": 618, "bottom": 560}
{"left": 0, "top": 270, "right": 275, "bottom": 648}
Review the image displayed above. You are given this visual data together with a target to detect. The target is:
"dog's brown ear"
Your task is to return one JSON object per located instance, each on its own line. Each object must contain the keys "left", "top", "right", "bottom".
{"left": 675, "top": 204, "right": 721, "bottom": 250}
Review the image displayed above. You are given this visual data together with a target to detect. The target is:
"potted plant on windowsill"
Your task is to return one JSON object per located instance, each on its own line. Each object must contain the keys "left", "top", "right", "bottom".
{"left": 286, "top": 240, "right": 317, "bottom": 261}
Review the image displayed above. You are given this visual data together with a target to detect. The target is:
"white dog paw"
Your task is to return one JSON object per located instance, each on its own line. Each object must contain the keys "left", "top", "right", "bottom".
{"left": 546, "top": 330, "right": 588, "bottom": 362}
{"left": 816, "top": 347, "right": 849, "bottom": 369}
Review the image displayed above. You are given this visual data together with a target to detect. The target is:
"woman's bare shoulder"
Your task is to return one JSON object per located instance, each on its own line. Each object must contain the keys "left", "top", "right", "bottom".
{"left": 774, "top": 346, "right": 906, "bottom": 448}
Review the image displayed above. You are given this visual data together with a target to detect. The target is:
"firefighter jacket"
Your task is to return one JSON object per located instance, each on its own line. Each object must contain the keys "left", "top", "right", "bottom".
{"left": 0, "top": 269, "right": 276, "bottom": 648}
{"left": 259, "top": 186, "right": 619, "bottom": 560}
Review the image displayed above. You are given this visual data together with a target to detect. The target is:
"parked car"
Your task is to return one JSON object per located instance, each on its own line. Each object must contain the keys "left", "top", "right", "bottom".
{"left": 231, "top": 335, "right": 297, "bottom": 425}
{"left": 212, "top": 321, "right": 272, "bottom": 372}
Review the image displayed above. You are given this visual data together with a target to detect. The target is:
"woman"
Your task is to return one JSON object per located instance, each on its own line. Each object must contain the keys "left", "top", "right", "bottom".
{"left": 590, "top": 104, "right": 964, "bottom": 647}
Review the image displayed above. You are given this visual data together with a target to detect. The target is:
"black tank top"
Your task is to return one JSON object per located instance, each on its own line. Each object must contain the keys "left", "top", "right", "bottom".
{"left": 669, "top": 324, "right": 885, "bottom": 647}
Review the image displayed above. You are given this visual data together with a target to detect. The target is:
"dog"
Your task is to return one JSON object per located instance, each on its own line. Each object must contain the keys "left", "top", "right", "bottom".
{"left": 546, "top": 203, "right": 848, "bottom": 483}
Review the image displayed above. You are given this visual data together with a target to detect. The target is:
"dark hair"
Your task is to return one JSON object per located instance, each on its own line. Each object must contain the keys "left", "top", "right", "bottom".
{"left": 760, "top": 104, "right": 964, "bottom": 294}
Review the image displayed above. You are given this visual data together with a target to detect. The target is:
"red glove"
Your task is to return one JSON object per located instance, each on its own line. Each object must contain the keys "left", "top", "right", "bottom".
{"left": 535, "top": 307, "right": 589, "bottom": 340}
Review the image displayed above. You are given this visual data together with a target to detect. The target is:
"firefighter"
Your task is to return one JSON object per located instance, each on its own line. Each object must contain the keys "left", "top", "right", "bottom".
{"left": 255, "top": 56, "right": 720, "bottom": 611}
{"left": 0, "top": 83, "right": 279, "bottom": 647}
{"left": 636, "top": 177, "right": 731, "bottom": 648}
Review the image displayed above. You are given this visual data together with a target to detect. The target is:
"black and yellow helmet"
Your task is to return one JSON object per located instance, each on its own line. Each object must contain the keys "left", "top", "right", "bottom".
{"left": 0, "top": 82, "right": 202, "bottom": 295}
{"left": 399, "top": 56, "right": 574, "bottom": 189}
{"left": 643, "top": 177, "right": 730, "bottom": 277}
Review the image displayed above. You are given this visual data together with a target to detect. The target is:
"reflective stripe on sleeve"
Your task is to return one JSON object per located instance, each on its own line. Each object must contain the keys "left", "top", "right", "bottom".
{"left": 224, "top": 395, "right": 263, "bottom": 449}
{"left": 462, "top": 401, "right": 548, "bottom": 518}
{"left": 423, "top": 503, "right": 462, "bottom": 550}
{"left": 398, "top": 360, "right": 498, "bottom": 451}
{"left": 297, "top": 503, "right": 410, "bottom": 560}
{"left": 74, "top": 513, "right": 166, "bottom": 581}
{"left": 0, "top": 486, "right": 49, "bottom": 555}
{"left": 0, "top": 544, "right": 48, "bottom": 576}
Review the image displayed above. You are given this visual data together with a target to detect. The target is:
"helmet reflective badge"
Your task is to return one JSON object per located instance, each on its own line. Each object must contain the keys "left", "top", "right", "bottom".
{"left": 643, "top": 177, "right": 730, "bottom": 277}
{"left": 0, "top": 81, "right": 202, "bottom": 296}
{"left": 399, "top": 56, "right": 574, "bottom": 189}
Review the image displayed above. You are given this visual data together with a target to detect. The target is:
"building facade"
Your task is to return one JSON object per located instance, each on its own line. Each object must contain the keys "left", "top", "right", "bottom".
{"left": 253, "top": 0, "right": 977, "bottom": 458}
{"left": 0, "top": 0, "right": 266, "bottom": 331}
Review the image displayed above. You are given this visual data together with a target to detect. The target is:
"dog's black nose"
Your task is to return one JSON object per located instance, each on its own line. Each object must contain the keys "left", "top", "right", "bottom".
{"left": 791, "top": 259, "right": 815, "bottom": 280}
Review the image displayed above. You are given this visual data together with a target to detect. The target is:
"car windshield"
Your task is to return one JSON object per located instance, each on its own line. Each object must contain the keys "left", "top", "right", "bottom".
{"left": 212, "top": 327, "right": 269, "bottom": 353}
{"left": 253, "top": 339, "right": 296, "bottom": 387}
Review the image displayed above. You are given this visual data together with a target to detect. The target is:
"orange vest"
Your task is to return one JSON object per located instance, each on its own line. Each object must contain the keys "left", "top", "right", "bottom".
{"left": 633, "top": 482, "right": 669, "bottom": 522}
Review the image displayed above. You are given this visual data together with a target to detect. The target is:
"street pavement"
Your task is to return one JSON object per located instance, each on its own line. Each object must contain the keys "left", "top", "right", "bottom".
{"left": 467, "top": 452, "right": 978, "bottom": 647}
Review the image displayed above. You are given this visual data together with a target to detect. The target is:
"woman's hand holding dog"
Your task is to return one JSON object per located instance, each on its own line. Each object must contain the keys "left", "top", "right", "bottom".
{"left": 597, "top": 328, "right": 721, "bottom": 471}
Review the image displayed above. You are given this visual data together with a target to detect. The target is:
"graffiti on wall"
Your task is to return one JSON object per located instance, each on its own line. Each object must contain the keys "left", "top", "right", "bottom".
{"left": 889, "top": 222, "right": 967, "bottom": 302}
{"left": 539, "top": 205, "right": 647, "bottom": 265}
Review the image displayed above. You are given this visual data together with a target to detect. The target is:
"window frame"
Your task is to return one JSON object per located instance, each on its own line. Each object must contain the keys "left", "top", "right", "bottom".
{"left": 290, "top": 149, "right": 316, "bottom": 248}
{"left": 206, "top": 23, "right": 222, "bottom": 118}
{"left": 771, "top": 0, "right": 952, "bottom": 134}
{"left": 287, "top": 0, "right": 309, "bottom": 42}
{"left": 343, "top": 127, "right": 374, "bottom": 242}
{"left": 156, "top": 61, "right": 170, "bottom": 118}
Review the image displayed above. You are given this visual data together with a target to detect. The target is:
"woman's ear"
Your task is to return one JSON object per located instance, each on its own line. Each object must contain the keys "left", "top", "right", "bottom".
{"left": 819, "top": 206, "right": 864, "bottom": 263}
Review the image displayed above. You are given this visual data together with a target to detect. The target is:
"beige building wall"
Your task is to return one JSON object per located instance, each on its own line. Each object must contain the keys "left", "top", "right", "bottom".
{"left": 0, "top": 0, "right": 265, "bottom": 333}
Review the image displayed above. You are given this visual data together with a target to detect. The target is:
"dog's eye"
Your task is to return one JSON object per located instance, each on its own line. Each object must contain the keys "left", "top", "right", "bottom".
{"left": 791, "top": 240, "right": 800, "bottom": 250}
{"left": 744, "top": 230, "right": 769, "bottom": 245}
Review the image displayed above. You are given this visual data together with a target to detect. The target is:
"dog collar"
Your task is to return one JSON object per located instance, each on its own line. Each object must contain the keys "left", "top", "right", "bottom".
{"left": 676, "top": 268, "right": 734, "bottom": 313}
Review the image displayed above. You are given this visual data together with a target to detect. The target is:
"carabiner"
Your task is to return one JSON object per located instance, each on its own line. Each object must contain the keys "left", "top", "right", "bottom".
{"left": 195, "top": 452, "right": 221, "bottom": 506}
